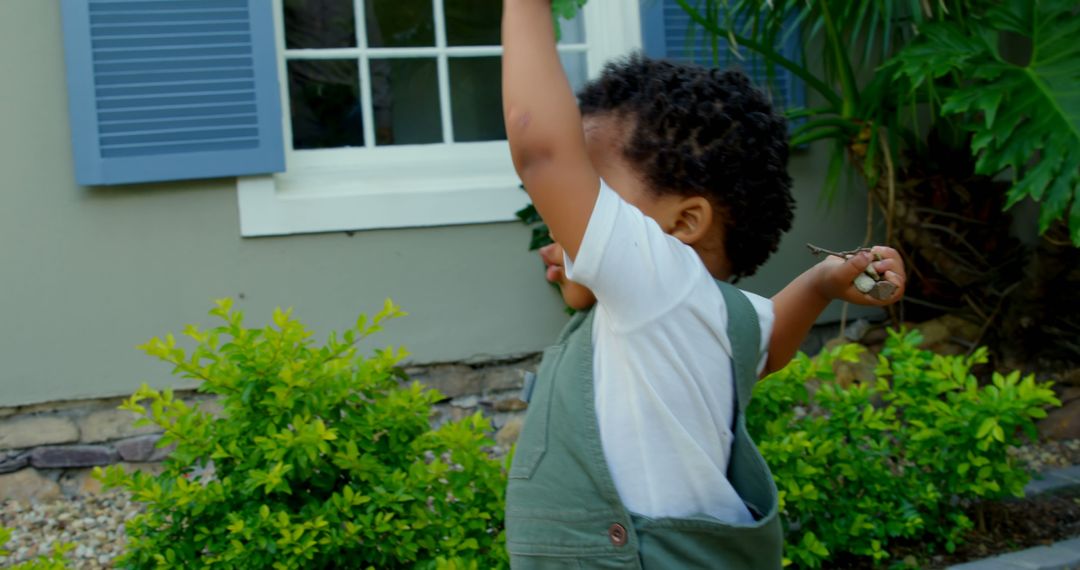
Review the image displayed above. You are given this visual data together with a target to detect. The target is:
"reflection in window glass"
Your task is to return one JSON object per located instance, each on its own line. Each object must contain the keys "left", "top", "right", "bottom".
{"left": 283, "top": 0, "right": 356, "bottom": 49}
{"left": 449, "top": 57, "right": 504, "bottom": 142}
{"left": 367, "top": 0, "right": 435, "bottom": 48}
{"left": 372, "top": 58, "right": 442, "bottom": 145}
{"left": 287, "top": 60, "right": 363, "bottom": 149}
{"left": 445, "top": 0, "right": 501, "bottom": 46}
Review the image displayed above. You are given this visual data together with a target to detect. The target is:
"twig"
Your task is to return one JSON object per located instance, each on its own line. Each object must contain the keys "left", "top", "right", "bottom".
{"left": 863, "top": 187, "right": 875, "bottom": 248}
{"left": 837, "top": 301, "right": 849, "bottom": 341}
{"left": 1043, "top": 234, "right": 1074, "bottom": 247}
{"left": 914, "top": 236, "right": 984, "bottom": 276}
{"left": 912, "top": 207, "right": 990, "bottom": 225}
{"left": 962, "top": 294, "right": 989, "bottom": 322}
{"left": 968, "top": 282, "right": 1021, "bottom": 356}
{"left": 904, "top": 249, "right": 930, "bottom": 283}
{"left": 806, "top": 243, "right": 872, "bottom": 258}
{"left": 949, "top": 336, "right": 977, "bottom": 350}
{"left": 879, "top": 130, "right": 896, "bottom": 248}
{"left": 902, "top": 295, "right": 962, "bottom": 312}
{"left": 919, "top": 222, "right": 990, "bottom": 267}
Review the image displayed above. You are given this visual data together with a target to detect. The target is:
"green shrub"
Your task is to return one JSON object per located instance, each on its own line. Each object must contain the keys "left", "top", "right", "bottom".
{"left": 96, "top": 299, "right": 508, "bottom": 569}
{"left": 0, "top": 527, "right": 71, "bottom": 570}
{"left": 750, "top": 329, "right": 1061, "bottom": 568}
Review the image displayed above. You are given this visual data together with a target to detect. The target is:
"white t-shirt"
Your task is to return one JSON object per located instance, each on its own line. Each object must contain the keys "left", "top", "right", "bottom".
{"left": 564, "top": 180, "right": 774, "bottom": 524}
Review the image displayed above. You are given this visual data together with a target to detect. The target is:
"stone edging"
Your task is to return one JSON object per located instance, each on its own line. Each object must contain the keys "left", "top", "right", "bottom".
{"left": 948, "top": 537, "right": 1080, "bottom": 570}
{"left": 948, "top": 467, "right": 1080, "bottom": 570}
{"left": 1024, "top": 466, "right": 1080, "bottom": 497}
{"left": 0, "top": 396, "right": 210, "bottom": 502}
{"left": 0, "top": 354, "right": 539, "bottom": 502}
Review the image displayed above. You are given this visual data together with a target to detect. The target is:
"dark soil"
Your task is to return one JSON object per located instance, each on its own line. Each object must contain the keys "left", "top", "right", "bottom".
{"left": 828, "top": 488, "right": 1080, "bottom": 569}
{"left": 927, "top": 489, "right": 1080, "bottom": 569}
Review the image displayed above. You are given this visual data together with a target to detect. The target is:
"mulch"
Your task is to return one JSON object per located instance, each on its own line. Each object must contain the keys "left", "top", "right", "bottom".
{"left": 928, "top": 489, "right": 1080, "bottom": 568}
{"left": 829, "top": 487, "right": 1080, "bottom": 569}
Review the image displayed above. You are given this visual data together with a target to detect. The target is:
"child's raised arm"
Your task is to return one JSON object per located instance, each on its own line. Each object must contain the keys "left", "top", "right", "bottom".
{"left": 765, "top": 246, "right": 906, "bottom": 375}
{"left": 502, "top": 0, "right": 599, "bottom": 260}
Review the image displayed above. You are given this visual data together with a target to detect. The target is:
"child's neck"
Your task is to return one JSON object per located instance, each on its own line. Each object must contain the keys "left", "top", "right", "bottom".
{"left": 693, "top": 239, "right": 734, "bottom": 282}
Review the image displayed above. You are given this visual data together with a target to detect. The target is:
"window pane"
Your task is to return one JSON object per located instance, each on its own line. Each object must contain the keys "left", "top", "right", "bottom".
{"left": 283, "top": 0, "right": 356, "bottom": 49}
{"left": 449, "top": 57, "right": 503, "bottom": 142}
{"left": 371, "top": 58, "right": 442, "bottom": 145}
{"left": 366, "top": 0, "right": 435, "bottom": 48}
{"left": 445, "top": 0, "right": 501, "bottom": 46}
{"left": 558, "top": 10, "right": 585, "bottom": 44}
{"left": 561, "top": 52, "right": 588, "bottom": 95}
{"left": 448, "top": 54, "right": 586, "bottom": 143}
{"left": 287, "top": 60, "right": 363, "bottom": 149}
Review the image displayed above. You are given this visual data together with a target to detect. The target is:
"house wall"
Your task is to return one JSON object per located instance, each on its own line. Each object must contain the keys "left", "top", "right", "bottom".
{"left": 0, "top": 0, "right": 872, "bottom": 407}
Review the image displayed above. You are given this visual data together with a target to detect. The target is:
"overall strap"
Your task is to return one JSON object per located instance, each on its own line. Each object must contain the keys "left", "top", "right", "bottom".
{"left": 555, "top": 308, "right": 593, "bottom": 345}
{"left": 716, "top": 281, "right": 761, "bottom": 414}
{"left": 520, "top": 309, "right": 594, "bottom": 404}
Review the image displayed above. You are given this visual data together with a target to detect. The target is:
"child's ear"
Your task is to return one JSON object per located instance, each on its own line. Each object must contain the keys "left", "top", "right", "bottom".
{"left": 670, "top": 196, "right": 713, "bottom": 245}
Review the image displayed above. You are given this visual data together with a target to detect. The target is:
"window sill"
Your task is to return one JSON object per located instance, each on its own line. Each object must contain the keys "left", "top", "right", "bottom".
{"left": 237, "top": 143, "right": 528, "bottom": 237}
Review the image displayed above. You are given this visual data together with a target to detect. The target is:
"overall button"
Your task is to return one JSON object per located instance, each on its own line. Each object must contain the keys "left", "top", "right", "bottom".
{"left": 608, "top": 523, "right": 628, "bottom": 547}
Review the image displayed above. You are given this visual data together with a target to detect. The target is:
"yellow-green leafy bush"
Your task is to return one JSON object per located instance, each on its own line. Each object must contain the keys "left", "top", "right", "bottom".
{"left": 96, "top": 300, "right": 507, "bottom": 569}
{"left": 0, "top": 527, "right": 71, "bottom": 570}
{"left": 751, "top": 329, "right": 1060, "bottom": 568}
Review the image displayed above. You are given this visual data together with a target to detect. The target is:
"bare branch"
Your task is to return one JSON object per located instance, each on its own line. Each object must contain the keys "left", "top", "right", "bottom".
{"left": 806, "top": 243, "right": 872, "bottom": 258}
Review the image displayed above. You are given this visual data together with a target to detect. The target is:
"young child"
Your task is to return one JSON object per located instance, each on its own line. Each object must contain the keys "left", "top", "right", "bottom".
{"left": 501, "top": 2, "right": 905, "bottom": 568}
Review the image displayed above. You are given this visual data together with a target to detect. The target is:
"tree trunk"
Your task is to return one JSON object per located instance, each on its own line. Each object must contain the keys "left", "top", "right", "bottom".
{"left": 851, "top": 131, "right": 1078, "bottom": 373}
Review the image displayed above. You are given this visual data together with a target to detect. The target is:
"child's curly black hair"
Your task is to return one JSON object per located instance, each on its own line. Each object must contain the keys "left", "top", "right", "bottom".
{"left": 578, "top": 53, "right": 795, "bottom": 280}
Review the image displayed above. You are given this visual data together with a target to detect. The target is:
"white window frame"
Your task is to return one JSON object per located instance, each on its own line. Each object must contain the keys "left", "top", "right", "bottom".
{"left": 237, "top": 0, "right": 642, "bottom": 237}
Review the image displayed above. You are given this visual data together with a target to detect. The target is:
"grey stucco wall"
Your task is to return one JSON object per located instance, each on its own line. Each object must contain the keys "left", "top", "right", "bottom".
{"left": 1, "top": 0, "right": 873, "bottom": 407}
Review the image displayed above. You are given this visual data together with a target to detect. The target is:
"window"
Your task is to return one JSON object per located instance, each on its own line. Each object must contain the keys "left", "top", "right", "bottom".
{"left": 283, "top": 0, "right": 571, "bottom": 149}
{"left": 238, "top": 0, "right": 643, "bottom": 237}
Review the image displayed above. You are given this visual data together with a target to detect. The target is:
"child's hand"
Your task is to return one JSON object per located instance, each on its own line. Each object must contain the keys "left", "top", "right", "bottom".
{"left": 815, "top": 245, "right": 906, "bottom": 306}
{"left": 768, "top": 245, "right": 905, "bottom": 373}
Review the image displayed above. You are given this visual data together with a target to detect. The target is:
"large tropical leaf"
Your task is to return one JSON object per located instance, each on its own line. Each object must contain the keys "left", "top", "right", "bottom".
{"left": 893, "top": 0, "right": 1080, "bottom": 244}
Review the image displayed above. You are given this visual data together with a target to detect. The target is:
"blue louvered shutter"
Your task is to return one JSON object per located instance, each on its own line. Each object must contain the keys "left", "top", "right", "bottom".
{"left": 641, "top": 0, "right": 806, "bottom": 119}
{"left": 61, "top": 0, "right": 285, "bottom": 186}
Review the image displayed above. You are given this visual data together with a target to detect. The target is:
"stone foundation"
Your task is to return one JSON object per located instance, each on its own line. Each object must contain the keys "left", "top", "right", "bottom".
{"left": 0, "top": 354, "right": 539, "bottom": 502}
{"left": 0, "top": 320, "right": 908, "bottom": 503}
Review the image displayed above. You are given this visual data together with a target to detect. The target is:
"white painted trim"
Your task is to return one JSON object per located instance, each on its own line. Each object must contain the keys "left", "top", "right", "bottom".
{"left": 270, "top": 0, "right": 295, "bottom": 159}
{"left": 238, "top": 141, "right": 528, "bottom": 235}
{"left": 432, "top": 0, "right": 453, "bottom": 143}
{"left": 353, "top": 0, "right": 375, "bottom": 148}
{"left": 285, "top": 44, "right": 587, "bottom": 59}
{"left": 583, "top": 0, "right": 643, "bottom": 76}
{"left": 238, "top": 0, "right": 643, "bottom": 237}
{"left": 237, "top": 174, "right": 531, "bottom": 236}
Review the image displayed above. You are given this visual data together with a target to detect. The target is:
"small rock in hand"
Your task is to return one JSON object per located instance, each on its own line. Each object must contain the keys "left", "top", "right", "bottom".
{"left": 807, "top": 243, "right": 897, "bottom": 302}
{"left": 868, "top": 280, "right": 897, "bottom": 301}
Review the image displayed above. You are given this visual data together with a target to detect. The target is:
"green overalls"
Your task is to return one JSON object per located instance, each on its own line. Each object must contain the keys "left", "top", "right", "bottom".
{"left": 506, "top": 282, "right": 783, "bottom": 569}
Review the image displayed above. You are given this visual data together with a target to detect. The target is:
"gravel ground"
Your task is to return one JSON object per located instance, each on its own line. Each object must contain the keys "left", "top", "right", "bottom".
{"left": 1010, "top": 438, "right": 1080, "bottom": 472}
{"left": 0, "top": 492, "right": 140, "bottom": 569}
{"left": 1, "top": 440, "right": 1078, "bottom": 569}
